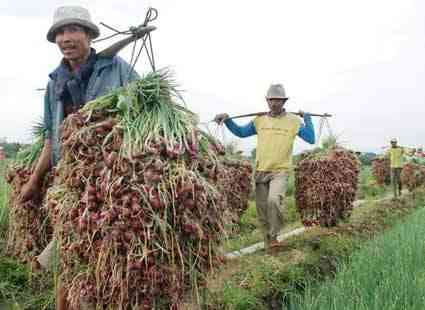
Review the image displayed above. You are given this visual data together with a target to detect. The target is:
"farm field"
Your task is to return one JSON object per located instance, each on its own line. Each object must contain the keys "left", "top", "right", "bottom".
{"left": 288, "top": 206, "right": 425, "bottom": 310}
{"left": 203, "top": 190, "right": 425, "bottom": 309}
{"left": 0, "top": 159, "right": 424, "bottom": 309}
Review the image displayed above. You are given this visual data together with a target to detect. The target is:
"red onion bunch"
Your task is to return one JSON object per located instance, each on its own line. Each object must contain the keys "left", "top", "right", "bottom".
{"left": 295, "top": 148, "right": 360, "bottom": 227}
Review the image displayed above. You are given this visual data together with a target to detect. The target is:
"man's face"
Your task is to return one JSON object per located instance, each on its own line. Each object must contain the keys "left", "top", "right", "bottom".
{"left": 55, "top": 24, "right": 91, "bottom": 63}
{"left": 391, "top": 141, "right": 397, "bottom": 148}
{"left": 267, "top": 98, "right": 286, "bottom": 114}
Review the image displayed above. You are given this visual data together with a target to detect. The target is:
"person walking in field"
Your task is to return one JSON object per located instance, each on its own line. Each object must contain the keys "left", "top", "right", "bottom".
{"left": 17, "top": 5, "right": 140, "bottom": 309}
{"left": 214, "top": 84, "right": 315, "bottom": 253}
{"left": 386, "top": 138, "right": 404, "bottom": 199}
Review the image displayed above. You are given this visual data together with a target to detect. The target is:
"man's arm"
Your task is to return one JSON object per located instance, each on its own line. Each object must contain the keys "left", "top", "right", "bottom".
{"left": 214, "top": 113, "right": 257, "bottom": 138}
{"left": 297, "top": 113, "right": 315, "bottom": 144}
{"left": 224, "top": 119, "right": 257, "bottom": 138}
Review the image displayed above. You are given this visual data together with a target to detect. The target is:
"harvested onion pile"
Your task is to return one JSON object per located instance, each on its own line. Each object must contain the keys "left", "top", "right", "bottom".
{"left": 295, "top": 148, "right": 360, "bottom": 227}
{"left": 6, "top": 132, "right": 53, "bottom": 262}
{"left": 400, "top": 163, "right": 425, "bottom": 192}
{"left": 218, "top": 159, "right": 252, "bottom": 232}
{"left": 371, "top": 157, "right": 391, "bottom": 186}
{"left": 46, "top": 71, "right": 250, "bottom": 309}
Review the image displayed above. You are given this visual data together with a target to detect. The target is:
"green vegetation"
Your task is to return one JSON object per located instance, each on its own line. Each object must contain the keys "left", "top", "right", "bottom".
{"left": 357, "top": 152, "right": 377, "bottom": 166}
{"left": 0, "top": 141, "right": 23, "bottom": 159}
{"left": 0, "top": 161, "right": 10, "bottom": 237}
{"left": 0, "top": 159, "right": 54, "bottom": 309}
{"left": 0, "top": 158, "right": 421, "bottom": 309}
{"left": 357, "top": 166, "right": 388, "bottom": 200}
{"left": 224, "top": 196, "right": 300, "bottom": 252}
{"left": 205, "top": 191, "right": 425, "bottom": 309}
{"left": 0, "top": 256, "right": 54, "bottom": 310}
{"left": 225, "top": 164, "right": 384, "bottom": 252}
{"left": 289, "top": 206, "right": 425, "bottom": 310}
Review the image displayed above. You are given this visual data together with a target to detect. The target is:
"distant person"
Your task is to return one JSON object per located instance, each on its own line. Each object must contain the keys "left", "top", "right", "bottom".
{"left": 17, "top": 5, "right": 140, "bottom": 310}
{"left": 386, "top": 138, "right": 404, "bottom": 199}
{"left": 214, "top": 84, "right": 315, "bottom": 254}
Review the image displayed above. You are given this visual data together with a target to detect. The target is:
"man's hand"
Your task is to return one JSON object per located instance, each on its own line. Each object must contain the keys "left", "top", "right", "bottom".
{"left": 19, "top": 178, "right": 40, "bottom": 203}
{"left": 214, "top": 113, "right": 229, "bottom": 125}
{"left": 298, "top": 110, "right": 305, "bottom": 118}
{"left": 18, "top": 139, "right": 52, "bottom": 203}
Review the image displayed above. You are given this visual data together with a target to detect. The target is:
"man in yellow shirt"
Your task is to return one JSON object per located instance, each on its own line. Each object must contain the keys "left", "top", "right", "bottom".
{"left": 386, "top": 138, "right": 404, "bottom": 199}
{"left": 214, "top": 84, "right": 315, "bottom": 253}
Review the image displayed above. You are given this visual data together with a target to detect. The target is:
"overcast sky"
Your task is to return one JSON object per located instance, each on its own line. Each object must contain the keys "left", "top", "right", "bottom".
{"left": 1, "top": 0, "right": 424, "bottom": 154}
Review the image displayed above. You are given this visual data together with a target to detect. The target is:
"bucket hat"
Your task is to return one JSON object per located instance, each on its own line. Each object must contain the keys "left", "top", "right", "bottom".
{"left": 266, "top": 84, "right": 288, "bottom": 99}
{"left": 47, "top": 6, "right": 100, "bottom": 42}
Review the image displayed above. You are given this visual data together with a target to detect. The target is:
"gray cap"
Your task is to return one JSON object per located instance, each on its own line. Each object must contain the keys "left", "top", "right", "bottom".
{"left": 47, "top": 6, "right": 100, "bottom": 43}
{"left": 266, "top": 84, "right": 288, "bottom": 99}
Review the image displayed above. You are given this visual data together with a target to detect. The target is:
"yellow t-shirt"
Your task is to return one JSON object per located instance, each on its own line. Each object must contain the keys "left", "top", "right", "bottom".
{"left": 254, "top": 113, "right": 301, "bottom": 172}
{"left": 387, "top": 147, "right": 404, "bottom": 168}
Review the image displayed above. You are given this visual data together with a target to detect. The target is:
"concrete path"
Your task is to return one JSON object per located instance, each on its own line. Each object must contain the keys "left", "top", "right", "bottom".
{"left": 225, "top": 227, "right": 307, "bottom": 259}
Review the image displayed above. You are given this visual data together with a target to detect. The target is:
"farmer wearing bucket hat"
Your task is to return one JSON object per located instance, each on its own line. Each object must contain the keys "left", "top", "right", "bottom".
{"left": 386, "top": 138, "right": 404, "bottom": 199}
{"left": 18, "top": 6, "right": 140, "bottom": 309}
{"left": 214, "top": 84, "right": 315, "bottom": 254}
{"left": 20, "top": 5, "right": 140, "bottom": 202}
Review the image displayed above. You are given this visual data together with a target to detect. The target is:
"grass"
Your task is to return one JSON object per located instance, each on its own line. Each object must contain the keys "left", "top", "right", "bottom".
{"left": 289, "top": 206, "right": 425, "bottom": 310}
{"left": 0, "top": 160, "right": 10, "bottom": 237}
{"left": 204, "top": 190, "right": 425, "bottom": 309}
{"left": 0, "top": 160, "right": 54, "bottom": 309}
{"left": 0, "top": 162, "right": 408, "bottom": 309}
{"left": 356, "top": 165, "right": 388, "bottom": 200}
{"left": 224, "top": 197, "right": 300, "bottom": 252}
{"left": 224, "top": 165, "right": 381, "bottom": 253}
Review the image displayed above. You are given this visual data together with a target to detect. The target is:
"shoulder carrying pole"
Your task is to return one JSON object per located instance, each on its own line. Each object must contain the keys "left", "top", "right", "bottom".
{"left": 229, "top": 112, "right": 332, "bottom": 120}
{"left": 97, "top": 25, "right": 157, "bottom": 58}
{"left": 95, "top": 7, "right": 158, "bottom": 58}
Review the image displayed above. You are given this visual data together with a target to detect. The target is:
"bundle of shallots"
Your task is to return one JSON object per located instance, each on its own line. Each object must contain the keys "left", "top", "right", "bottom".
{"left": 295, "top": 148, "right": 360, "bottom": 227}
{"left": 218, "top": 159, "right": 252, "bottom": 233}
{"left": 6, "top": 130, "right": 53, "bottom": 262}
{"left": 371, "top": 157, "right": 391, "bottom": 186}
{"left": 400, "top": 163, "right": 425, "bottom": 192}
{"left": 46, "top": 71, "right": 251, "bottom": 309}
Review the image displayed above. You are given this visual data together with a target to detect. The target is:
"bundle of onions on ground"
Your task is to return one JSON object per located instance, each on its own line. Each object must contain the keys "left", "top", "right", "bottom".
{"left": 371, "top": 157, "right": 391, "bottom": 186}
{"left": 400, "top": 163, "right": 425, "bottom": 192}
{"left": 218, "top": 159, "right": 252, "bottom": 233}
{"left": 45, "top": 71, "right": 250, "bottom": 309}
{"left": 295, "top": 142, "right": 360, "bottom": 227}
{"left": 5, "top": 126, "right": 53, "bottom": 262}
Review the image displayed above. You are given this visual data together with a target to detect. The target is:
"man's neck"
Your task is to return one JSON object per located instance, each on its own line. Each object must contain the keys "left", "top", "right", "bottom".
{"left": 269, "top": 109, "right": 286, "bottom": 117}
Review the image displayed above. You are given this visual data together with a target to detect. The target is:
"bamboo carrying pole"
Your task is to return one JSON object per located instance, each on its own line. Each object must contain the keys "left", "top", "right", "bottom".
{"left": 228, "top": 111, "right": 332, "bottom": 120}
